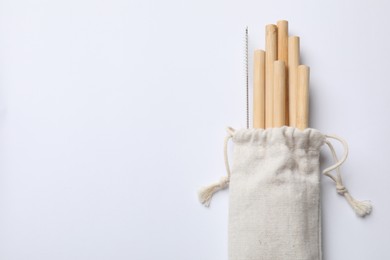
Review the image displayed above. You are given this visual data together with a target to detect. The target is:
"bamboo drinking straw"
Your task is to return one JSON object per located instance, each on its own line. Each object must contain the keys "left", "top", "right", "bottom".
{"left": 265, "top": 24, "right": 277, "bottom": 128}
{"left": 288, "top": 36, "right": 300, "bottom": 127}
{"left": 273, "top": 60, "right": 286, "bottom": 127}
{"left": 297, "top": 65, "right": 310, "bottom": 130}
{"left": 253, "top": 50, "right": 266, "bottom": 128}
{"left": 277, "top": 20, "right": 289, "bottom": 125}
{"left": 277, "top": 21, "right": 288, "bottom": 64}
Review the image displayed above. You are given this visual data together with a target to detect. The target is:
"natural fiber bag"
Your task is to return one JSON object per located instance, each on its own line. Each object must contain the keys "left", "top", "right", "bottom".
{"left": 199, "top": 127, "right": 372, "bottom": 260}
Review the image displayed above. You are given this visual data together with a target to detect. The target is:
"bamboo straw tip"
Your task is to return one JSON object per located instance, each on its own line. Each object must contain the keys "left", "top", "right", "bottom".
{"left": 277, "top": 20, "right": 288, "bottom": 25}
{"left": 254, "top": 49, "right": 265, "bottom": 54}
{"left": 298, "top": 65, "right": 310, "bottom": 71}
{"left": 274, "top": 60, "right": 285, "bottom": 67}
{"left": 289, "top": 35, "right": 300, "bottom": 41}
{"left": 266, "top": 24, "right": 277, "bottom": 31}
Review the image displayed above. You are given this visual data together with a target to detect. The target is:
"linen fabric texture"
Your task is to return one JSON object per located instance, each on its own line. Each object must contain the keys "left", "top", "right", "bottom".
{"left": 228, "top": 127, "right": 324, "bottom": 260}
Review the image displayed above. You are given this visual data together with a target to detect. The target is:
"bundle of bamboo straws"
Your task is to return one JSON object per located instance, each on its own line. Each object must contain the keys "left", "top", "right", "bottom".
{"left": 253, "top": 20, "right": 309, "bottom": 130}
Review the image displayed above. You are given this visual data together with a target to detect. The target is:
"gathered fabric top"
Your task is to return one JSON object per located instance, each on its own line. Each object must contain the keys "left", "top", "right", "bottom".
{"left": 232, "top": 126, "right": 325, "bottom": 151}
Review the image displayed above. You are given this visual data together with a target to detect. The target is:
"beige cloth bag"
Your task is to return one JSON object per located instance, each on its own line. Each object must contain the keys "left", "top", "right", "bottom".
{"left": 199, "top": 127, "right": 372, "bottom": 260}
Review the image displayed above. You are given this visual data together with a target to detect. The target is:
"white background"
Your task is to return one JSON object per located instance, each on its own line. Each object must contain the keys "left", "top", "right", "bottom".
{"left": 0, "top": 0, "right": 388, "bottom": 259}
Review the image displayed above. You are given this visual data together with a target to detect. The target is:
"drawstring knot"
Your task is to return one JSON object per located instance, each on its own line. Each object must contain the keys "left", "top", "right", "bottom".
{"left": 198, "top": 128, "right": 234, "bottom": 207}
{"left": 323, "top": 135, "right": 372, "bottom": 217}
{"left": 218, "top": 176, "right": 230, "bottom": 189}
{"left": 336, "top": 184, "right": 348, "bottom": 195}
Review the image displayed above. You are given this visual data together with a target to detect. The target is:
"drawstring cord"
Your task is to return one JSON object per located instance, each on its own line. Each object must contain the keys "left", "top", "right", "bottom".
{"left": 198, "top": 127, "right": 234, "bottom": 207}
{"left": 323, "top": 135, "right": 372, "bottom": 217}
{"left": 199, "top": 129, "right": 373, "bottom": 217}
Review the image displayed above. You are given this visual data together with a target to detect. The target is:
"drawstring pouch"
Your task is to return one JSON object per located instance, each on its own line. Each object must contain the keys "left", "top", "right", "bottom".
{"left": 199, "top": 127, "right": 372, "bottom": 260}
